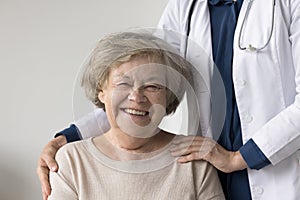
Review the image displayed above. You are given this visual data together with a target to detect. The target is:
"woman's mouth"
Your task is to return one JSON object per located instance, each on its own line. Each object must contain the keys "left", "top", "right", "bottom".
{"left": 123, "top": 108, "right": 149, "bottom": 116}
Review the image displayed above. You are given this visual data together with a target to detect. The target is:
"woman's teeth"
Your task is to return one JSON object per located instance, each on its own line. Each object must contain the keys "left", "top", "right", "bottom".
{"left": 124, "top": 108, "right": 147, "bottom": 116}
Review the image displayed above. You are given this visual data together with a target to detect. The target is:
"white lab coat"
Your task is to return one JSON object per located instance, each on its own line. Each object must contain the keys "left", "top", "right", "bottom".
{"left": 157, "top": 0, "right": 300, "bottom": 199}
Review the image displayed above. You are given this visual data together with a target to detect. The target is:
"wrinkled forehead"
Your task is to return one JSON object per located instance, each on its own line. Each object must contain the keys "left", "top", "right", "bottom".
{"left": 112, "top": 62, "right": 168, "bottom": 84}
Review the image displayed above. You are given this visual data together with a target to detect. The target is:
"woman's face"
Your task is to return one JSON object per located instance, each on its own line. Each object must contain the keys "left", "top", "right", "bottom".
{"left": 98, "top": 57, "right": 167, "bottom": 138}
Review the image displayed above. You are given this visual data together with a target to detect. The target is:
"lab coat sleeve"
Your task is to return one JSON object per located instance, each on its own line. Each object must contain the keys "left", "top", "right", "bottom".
{"left": 74, "top": 108, "right": 110, "bottom": 139}
{"left": 252, "top": 0, "right": 300, "bottom": 165}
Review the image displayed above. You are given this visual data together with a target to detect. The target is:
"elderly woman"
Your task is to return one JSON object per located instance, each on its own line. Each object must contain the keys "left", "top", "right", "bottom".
{"left": 48, "top": 32, "right": 224, "bottom": 200}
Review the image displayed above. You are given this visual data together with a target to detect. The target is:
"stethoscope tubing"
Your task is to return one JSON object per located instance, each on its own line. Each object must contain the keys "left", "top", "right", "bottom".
{"left": 238, "top": 0, "right": 276, "bottom": 51}
{"left": 185, "top": 0, "right": 276, "bottom": 52}
{"left": 184, "top": 0, "right": 198, "bottom": 58}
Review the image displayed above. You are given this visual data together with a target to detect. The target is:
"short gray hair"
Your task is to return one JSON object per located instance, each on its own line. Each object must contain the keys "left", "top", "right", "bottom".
{"left": 81, "top": 31, "right": 192, "bottom": 115}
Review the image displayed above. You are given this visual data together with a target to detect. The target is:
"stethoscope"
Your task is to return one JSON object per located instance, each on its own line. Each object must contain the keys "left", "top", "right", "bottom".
{"left": 186, "top": 0, "right": 276, "bottom": 52}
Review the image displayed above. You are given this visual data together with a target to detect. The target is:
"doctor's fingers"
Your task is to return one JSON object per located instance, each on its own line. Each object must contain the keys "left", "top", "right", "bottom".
{"left": 36, "top": 163, "right": 51, "bottom": 200}
{"left": 37, "top": 135, "right": 67, "bottom": 173}
{"left": 171, "top": 136, "right": 216, "bottom": 152}
{"left": 38, "top": 142, "right": 60, "bottom": 172}
{"left": 36, "top": 152, "right": 57, "bottom": 200}
{"left": 37, "top": 137, "right": 66, "bottom": 199}
{"left": 173, "top": 142, "right": 225, "bottom": 164}
{"left": 170, "top": 140, "right": 217, "bottom": 157}
{"left": 170, "top": 144, "right": 208, "bottom": 158}
{"left": 176, "top": 152, "right": 206, "bottom": 163}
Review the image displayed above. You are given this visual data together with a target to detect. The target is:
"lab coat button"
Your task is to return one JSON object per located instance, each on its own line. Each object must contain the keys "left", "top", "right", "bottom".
{"left": 236, "top": 79, "right": 246, "bottom": 86}
{"left": 244, "top": 115, "right": 253, "bottom": 123}
{"left": 255, "top": 187, "right": 264, "bottom": 195}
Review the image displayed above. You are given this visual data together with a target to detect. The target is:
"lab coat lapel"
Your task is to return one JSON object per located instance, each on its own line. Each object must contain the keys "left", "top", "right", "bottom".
{"left": 185, "top": 0, "right": 226, "bottom": 138}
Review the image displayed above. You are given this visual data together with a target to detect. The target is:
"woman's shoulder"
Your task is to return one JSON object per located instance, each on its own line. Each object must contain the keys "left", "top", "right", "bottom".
{"left": 55, "top": 138, "right": 91, "bottom": 162}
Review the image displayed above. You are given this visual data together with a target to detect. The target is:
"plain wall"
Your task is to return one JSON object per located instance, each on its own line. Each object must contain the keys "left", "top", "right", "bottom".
{"left": 0, "top": 0, "right": 168, "bottom": 199}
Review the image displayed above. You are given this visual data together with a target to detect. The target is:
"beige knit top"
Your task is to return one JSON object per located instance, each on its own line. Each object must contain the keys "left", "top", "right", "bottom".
{"left": 48, "top": 137, "right": 225, "bottom": 200}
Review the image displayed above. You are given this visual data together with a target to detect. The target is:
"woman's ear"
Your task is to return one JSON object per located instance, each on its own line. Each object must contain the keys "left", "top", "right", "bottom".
{"left": 98, "top": 89, "right": 106, "bottom": 104}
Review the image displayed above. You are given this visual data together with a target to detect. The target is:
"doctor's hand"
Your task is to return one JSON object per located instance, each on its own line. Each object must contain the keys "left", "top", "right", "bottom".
{"left": 170, "top": 135, "right": 247, "bottom": 173}
{"left": 36, "top": 135, "right": 67, "bottom": 200}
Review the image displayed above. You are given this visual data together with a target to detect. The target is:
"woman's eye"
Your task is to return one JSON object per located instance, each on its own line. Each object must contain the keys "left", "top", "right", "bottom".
{"left": 144, "top": 84, "right": 163, "bottom": 92}
{"left": 116, "top": 82, "right": 131, "bottom": 89}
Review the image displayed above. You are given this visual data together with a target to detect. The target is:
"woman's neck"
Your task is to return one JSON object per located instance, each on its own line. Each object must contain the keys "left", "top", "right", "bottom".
{"left": 93, "top": 129, "right": 175, "bottom": 160}
{"left": 104, "top": 129, "right": 167, "bottom": 153}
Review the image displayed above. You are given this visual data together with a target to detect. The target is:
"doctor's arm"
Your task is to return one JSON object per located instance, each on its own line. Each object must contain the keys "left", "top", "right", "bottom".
{"left": 170, "top": 136, "right": 266, "bottom": 173}
{"left": 158, "top": 0, "right": 270, "bottom": 172}
{"left": 37, "top": 108, "right": 109, "bottom": 200}
{"left": 248, "top": 0, "right": 300, "bottom": 166}
{"left": 170, "top": 1, "right": 300, "bottom": 172}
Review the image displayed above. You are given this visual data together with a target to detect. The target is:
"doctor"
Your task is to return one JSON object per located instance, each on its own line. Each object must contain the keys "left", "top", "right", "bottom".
{"left": 37, "top": 0, "right": 300, "bottom": 199}
{"left": 159, "top": 0, "right": 300, "bottom": 199}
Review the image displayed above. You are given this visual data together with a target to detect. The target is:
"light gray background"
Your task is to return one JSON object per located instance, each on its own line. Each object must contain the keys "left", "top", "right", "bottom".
{"left": 0, "top": 0, "right": 169, "bottom": 199}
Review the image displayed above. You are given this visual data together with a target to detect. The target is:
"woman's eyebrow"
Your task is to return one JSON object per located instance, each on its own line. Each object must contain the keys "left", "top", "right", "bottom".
{"left": 112, "top": 73, "right": 130, "bottom": 81}
{"left": 144, "top": 75, "right": 166, "bottom": 83}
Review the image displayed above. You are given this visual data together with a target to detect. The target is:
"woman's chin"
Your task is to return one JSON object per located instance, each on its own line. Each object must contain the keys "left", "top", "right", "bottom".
{"left": 116, "top": 114, "right": 161, "bottom": 139}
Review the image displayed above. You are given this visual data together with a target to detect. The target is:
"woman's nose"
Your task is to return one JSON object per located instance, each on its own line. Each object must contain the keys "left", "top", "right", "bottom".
{"left": 128, "top": 88, "right": 147, "bottom": 103}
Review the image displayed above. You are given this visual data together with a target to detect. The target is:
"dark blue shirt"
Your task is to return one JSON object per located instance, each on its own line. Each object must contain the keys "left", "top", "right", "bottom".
{"left": 208, "top": 0, "right": 270, "bottom": 199}
{"left": 55, "top": 124, "right": 80, "bottom": 142}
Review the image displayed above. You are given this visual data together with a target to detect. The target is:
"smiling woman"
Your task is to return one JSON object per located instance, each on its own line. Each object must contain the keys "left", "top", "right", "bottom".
{"left": 48, "top": 31, "right": 225, "bottom": 200}
{"left": 100, "top": 61, "right": 168, "bottom": 139}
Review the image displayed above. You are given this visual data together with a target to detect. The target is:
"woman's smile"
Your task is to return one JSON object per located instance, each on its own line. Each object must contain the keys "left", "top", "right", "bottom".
{"left": 123, "top": 108, "right": 149, "bottom": 116}
{"left": 120, "top": 107, "right": 152, "bottom": 127}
